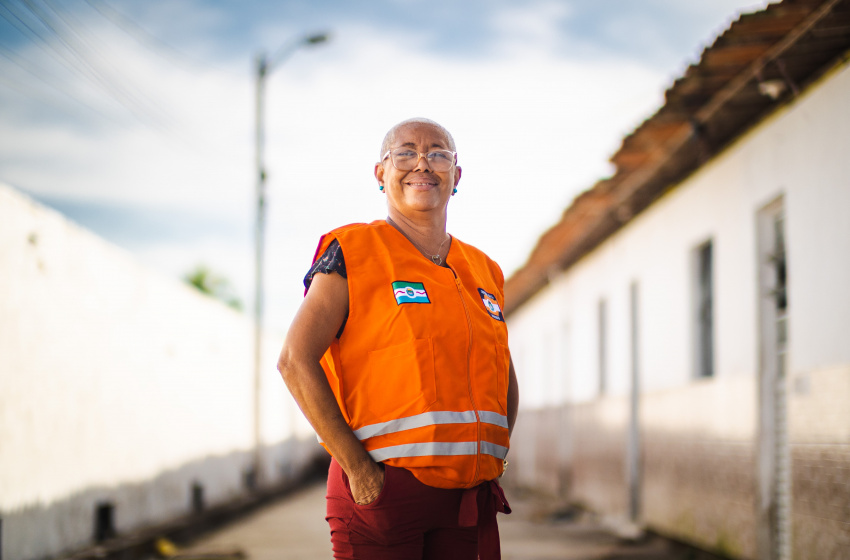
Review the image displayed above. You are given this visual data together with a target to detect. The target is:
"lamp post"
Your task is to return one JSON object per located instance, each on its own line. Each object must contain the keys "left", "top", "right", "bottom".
{"left": 252, "top": 32, "right": 329, "bottom": 490}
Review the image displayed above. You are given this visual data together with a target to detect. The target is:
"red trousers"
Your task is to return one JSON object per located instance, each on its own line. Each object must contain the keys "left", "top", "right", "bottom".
{"left": 325, "top": 458, "right": 511, "bottom": 560}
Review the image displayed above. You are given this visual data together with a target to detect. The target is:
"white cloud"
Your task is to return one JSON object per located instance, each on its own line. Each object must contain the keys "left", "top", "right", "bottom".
{"left": 488, "top": 0, "right": 573, "bottom": 54}
{"left": 1, "top": 0, "right": 769, "bottom": 332}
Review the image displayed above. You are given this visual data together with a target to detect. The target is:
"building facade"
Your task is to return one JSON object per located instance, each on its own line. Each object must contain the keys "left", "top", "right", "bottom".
{"left": 503, "top": 2, "right": 850, "bottom": 558}
{"left": 0, "top": 185, "right": 321, "bottom": 560}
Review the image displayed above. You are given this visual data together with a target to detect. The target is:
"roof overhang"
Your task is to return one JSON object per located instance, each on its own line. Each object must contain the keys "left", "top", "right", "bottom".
{"left": 504, "top": 0, "right": 850, "bottom": 316}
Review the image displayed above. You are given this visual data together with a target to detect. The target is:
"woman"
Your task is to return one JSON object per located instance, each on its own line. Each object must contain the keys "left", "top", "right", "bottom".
{"left": 278, "top": 118, "right": 519, "bottom": 560}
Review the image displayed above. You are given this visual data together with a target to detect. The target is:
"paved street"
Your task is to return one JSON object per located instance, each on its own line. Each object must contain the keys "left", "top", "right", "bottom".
{"left": 179, "top": 481, "right": 721, "bottom": 560}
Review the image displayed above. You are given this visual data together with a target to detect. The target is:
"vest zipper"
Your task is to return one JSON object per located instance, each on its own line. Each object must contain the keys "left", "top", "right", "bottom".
{"left": 449, "top": 267, "right": 480, "bottom": 486}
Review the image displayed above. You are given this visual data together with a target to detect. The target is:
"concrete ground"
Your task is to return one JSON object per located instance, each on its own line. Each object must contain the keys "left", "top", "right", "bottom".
{"left": 177, "top": 481, "right": 723, "bottom": 560}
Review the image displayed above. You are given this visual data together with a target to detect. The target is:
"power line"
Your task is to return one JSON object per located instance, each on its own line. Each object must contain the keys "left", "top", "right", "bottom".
{"left": 0, "top": 0, "right": 247, "bottom": 165}
{"left": 42, "top": 0, "right": 169, "bottom": 114}
{"left": 82, "top": 0, "right": 243, "bottom": 77}
{"left": 12, "top": 0, "right": 166, "bottom": 126}
{"left": 0, "top": 42, "right": 121, "bottom": 123}
{"left": 0, "top": 2, "right": 131, "bottom": 117}
{"left": 0, "top": 2, "right": 57, "bottom": 52}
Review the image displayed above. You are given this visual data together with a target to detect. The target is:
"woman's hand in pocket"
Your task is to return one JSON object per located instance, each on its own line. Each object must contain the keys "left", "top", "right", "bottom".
{"left": 350, "top": 461, "right": 385, "bottom": 505}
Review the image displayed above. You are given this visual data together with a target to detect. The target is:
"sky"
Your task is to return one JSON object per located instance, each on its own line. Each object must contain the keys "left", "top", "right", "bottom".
{"left": 0, "top": 0, "right": 771, "bottom": 333}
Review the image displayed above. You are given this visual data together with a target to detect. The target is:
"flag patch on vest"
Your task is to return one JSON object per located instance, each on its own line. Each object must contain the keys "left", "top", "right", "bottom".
{"left": 478, "top": 288, "right": 504, "bottom": 321}
{"left": 392, "top": 281, "right": 430, "bottom": 305}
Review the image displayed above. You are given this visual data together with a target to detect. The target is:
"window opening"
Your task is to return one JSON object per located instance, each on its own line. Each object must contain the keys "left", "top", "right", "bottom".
{"left": 191, "top": 482, "right": 205, "bottom": 514}
{"left": 598, "top": 298, "right": 607, "bottom": 395}
{"left": 695, "top": 240, "right": 714, "bottom": 378}
{"left": 94, "top": 502, "right": 116, "bottom": 542}
{"left": 627, "top": 281, "right": 641, "bottom": 521}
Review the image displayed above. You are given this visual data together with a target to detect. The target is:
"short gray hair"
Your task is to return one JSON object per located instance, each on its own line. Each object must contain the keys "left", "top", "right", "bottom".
{"left": 379, "top": 118, "right": 457, "bottom": 158}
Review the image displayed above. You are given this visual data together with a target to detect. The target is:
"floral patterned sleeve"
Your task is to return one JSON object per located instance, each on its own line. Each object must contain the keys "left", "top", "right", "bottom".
{"left": 303, "top": 238, "right": 347, "bottom": 291}
{"left": 303, "top": 238, "right": 347, "bottom": 337}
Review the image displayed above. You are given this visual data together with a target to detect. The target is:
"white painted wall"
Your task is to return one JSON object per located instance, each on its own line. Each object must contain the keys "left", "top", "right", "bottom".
{"left": 0, "top": 185, "right": 319, "bottom": 560}
{"left": 508, "top": 57, "right": 850, "bottom": 407}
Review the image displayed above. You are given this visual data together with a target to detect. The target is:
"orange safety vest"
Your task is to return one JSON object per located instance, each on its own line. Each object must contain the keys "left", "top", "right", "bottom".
{"left": 311, "top": 220, "right": 511, "bottom": 489}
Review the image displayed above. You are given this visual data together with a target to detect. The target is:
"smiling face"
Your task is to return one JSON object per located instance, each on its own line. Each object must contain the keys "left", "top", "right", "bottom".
{"left": 374, "top": 122, "right": 462, "bottom": 220}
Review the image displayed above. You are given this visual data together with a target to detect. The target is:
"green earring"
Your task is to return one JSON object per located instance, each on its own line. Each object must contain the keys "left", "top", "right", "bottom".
{"left": 379, "top": 185, "right": 384, "bottom": 191}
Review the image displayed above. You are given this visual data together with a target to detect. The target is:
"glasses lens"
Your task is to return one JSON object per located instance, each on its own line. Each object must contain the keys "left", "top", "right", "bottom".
{"left": 427, "top": 150, "right": 454, "bottom": 171}
{"left": 390, "top": 148, "right": 417, "bottom": 170}
{"left": 391, "top": 149, "right": 454, "bottom": 171}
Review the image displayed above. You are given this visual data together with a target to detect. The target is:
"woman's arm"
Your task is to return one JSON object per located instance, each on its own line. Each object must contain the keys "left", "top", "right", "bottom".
{"left": 277, "top": 271, "right": 384, "bottom": 504}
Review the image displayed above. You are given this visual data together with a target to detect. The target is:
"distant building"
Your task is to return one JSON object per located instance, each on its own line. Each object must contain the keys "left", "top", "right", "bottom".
{"left": 0, "top": 185, "right": 321, "bottom": 560}
{"left": 503, "top": 1, "right": 850, "bottom": 559}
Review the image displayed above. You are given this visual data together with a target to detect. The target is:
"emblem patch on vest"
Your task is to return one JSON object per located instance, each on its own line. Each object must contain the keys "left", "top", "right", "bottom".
{"left": 392, "top": 281, "right": 431, "bottom": 305}
{"left": 478, "top": 288, "right": 504, "bottom": 321}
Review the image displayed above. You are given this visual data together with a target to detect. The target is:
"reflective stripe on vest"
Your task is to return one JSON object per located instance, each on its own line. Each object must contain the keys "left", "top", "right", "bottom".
{"left": 477, "top": 410, "right": 509, "bottom": 429}
{"left": 354, "top": 410, "right": 476, "bottom": 440}
{"left": 317, "top": 410, "right": 508, "bottom": 443}
{"left": 355, "top": 409, "right": 508, "bottom": 440}
{"left": 480, "top": 441, "right": 509, "bottom": 459}
{"left": 368, "top": 440, "right": 509, "bottom": 462}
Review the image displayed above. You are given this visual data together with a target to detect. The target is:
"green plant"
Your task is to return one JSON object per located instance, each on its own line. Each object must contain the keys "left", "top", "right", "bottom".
{"left": 183, "top": 265, "right": 243, "bottom": 311}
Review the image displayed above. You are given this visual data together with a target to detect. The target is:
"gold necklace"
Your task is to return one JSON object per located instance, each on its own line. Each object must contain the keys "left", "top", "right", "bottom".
{"left": 386, "top": 216, "right": 450, "bottom": 266}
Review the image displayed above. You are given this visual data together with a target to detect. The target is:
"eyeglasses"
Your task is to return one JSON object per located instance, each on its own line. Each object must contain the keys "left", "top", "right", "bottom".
{"left": 382, "top": 147, "right": 457, "bottom": 172}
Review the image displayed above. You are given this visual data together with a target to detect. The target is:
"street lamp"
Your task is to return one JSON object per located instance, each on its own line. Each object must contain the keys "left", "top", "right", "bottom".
{"left": 252, "top": 31, "right": 329, "bottom": 490}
